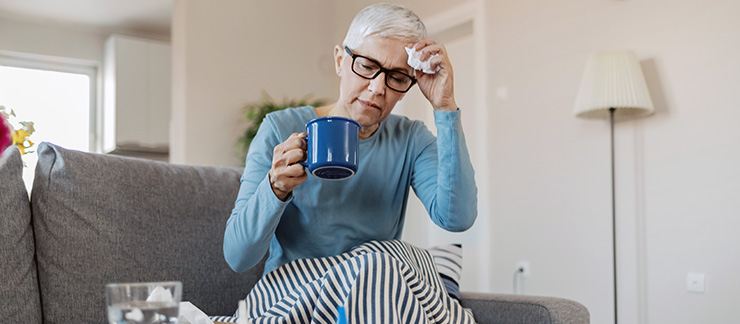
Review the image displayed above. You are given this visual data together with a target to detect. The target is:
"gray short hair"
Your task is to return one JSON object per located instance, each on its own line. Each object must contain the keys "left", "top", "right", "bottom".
{"left": 342, "top": 3, "right": 428, "bottom": 49}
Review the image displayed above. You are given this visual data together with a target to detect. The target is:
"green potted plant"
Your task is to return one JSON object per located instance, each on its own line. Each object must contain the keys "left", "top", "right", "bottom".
{"left": 237, "top": 92, "right": 326, "bottom": 163}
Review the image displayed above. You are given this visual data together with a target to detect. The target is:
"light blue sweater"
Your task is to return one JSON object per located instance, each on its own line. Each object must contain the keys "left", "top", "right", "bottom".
{"left": 224, "top": 106, "right": 477, "bottom": 275}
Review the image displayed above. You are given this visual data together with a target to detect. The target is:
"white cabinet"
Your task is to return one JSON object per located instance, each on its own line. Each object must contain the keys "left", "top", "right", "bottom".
{"left": 103, "top": 34, "right": 171, "bottom": 154}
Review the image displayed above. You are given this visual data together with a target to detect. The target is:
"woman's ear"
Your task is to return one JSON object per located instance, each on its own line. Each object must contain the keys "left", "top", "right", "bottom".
{"left": 334, "top": 45, "right": 343, "bottom": 77}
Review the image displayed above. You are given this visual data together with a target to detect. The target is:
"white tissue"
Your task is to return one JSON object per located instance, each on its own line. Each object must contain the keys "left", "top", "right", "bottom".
{"left": 146, "top": 286, "right": 174, "bottom": 302}
{"left": 124, "top": 308, "right": 144, "bottom": 322}
{"left": 237, "top": 300, "right": 248, "bottom": 324}
{"left": 178, "top": 302, "right": 215, "bottom": 324}
{"left": 405, "top": 47, "right": 440, "bottom": 74}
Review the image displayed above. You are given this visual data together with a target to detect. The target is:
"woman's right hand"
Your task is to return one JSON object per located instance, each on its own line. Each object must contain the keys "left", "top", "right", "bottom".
{"left": 269, "top": 132, "right": 308, "bottom": 201}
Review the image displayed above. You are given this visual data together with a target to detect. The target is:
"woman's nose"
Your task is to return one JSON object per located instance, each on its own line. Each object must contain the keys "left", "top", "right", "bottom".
{"left": 367, "top": 72, "right": 387, "bottom": 95}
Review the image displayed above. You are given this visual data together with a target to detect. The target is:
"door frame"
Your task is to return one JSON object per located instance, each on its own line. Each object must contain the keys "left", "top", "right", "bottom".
{"left": 422, "top": 0, "right": 491, "bottom": 292}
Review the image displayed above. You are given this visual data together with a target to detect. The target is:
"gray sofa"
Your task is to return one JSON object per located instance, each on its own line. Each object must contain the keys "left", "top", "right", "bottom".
{"left": 0, "top": 143, "right": 589, "bottom": 323}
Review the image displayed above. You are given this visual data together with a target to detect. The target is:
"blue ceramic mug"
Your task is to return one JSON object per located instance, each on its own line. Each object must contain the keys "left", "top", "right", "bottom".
{"left": 300, "top": 116, "right": 360, "bottom": 180}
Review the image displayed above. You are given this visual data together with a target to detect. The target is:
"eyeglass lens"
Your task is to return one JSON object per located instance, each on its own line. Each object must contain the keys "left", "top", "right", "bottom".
{"left": 351, "top": 56, "right": 414, "bottom": 92}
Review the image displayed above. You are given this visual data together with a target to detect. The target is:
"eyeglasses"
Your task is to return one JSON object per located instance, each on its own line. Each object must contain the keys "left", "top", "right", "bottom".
{"left": 344, "top": 46, "right": 417, "bottom": 93}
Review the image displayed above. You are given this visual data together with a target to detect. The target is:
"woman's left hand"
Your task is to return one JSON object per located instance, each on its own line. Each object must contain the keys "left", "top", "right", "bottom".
{"left": 409, "top": 39, "right": 457, "bottom": 111}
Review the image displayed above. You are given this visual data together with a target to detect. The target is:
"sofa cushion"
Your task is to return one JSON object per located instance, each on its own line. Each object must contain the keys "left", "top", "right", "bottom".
{"left": 31, "top": 142, "right": 264, "bottom": 323}
{"left": 0, "top": 146, "right": 42, "bottom": 323}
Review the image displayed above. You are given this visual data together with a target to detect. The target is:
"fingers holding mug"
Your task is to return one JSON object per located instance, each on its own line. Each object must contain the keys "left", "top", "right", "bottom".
{"left": 270, "top": 161, "right": 307, "bottom": 196}
{"left": 270, "top": 132, "right": 308, "bottom": 201}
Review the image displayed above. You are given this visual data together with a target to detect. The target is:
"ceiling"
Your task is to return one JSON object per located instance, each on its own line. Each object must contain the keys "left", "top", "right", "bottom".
{"left": 0, "top": 0, "right": 172, "bottom": 36}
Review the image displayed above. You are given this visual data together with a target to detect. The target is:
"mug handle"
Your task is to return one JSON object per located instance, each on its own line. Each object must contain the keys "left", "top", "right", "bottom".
{"left": 298, "top": 136, "right": 308, "bottom": 167}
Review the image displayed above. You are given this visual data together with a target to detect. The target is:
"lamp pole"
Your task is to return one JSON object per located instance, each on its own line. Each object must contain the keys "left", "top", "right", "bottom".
{"left": 610, "top": 107, "right": 618, "bottom": 324}
{"left": 574, "top": 50, "right": 654, "bottom": 324}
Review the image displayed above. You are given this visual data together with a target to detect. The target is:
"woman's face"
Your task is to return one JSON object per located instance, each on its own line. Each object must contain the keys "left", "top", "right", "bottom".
{"left": 335, "top": 37, "right": 414, "bottom": 132}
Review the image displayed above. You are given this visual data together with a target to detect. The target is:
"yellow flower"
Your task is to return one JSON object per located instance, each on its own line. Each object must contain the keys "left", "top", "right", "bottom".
{"left": 12, "top": 129, "right": 33, "bottom": 154}
{"left": 1, "top": 106, "right": 37, "bottom": 155}
{"left": 15, "top": 140, "right": 34, "bottom": 155}
{"left": 12, "top": 129, "right": 30, "bottom": 144}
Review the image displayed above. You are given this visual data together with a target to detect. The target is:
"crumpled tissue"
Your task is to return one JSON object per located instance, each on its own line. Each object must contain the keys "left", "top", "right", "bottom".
{"left": 236, "top": 299, "right": 248, "bottom": 324}
{"left": 145, "top": 286, "right": 214, "bottom": 324}
{"left": 405, "top": 47, "right": 440, "bottom": 74}
{"left": 146, "top": 286, "right": 174, "bottom": 303}
{"left": 178, "top": 301, "right": 215, "bottom": 324}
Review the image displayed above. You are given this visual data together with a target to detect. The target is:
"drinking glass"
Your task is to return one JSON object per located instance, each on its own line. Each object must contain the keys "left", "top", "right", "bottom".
{"left": 106, "top": 281, "right": 182, "bottom": 324}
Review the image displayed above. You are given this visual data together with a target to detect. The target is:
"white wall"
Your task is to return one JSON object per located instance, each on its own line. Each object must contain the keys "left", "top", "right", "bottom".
{"left": 0, "top": 15, "right": 168, "bottom": 69}
{"left": 485, "top": 0, "right": 740, "bottom": 323}
{"left": 170, "top": 0, "right": 340, "bottom": 166}
{"left": 0, "top": 17, "right": 105, "bottom": 62}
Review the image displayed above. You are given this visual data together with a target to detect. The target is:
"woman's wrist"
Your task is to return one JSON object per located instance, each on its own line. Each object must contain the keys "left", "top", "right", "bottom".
{"left": 431, "top": 96, "right": 458, "bottom": 111}
{"left": 433, "top": 101, "right": 458, "bottom": 111}
{"left": 269, "top": 172, "right": 291, "bottom": 201}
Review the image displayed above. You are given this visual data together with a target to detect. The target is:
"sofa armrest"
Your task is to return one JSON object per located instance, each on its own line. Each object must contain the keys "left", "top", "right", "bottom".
{"left": 460, "top": 292, "right": 589, "bottom": 324}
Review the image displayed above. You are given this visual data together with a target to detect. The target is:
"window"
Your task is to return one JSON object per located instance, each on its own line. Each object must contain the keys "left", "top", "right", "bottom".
{"left": 0, "top": 51, "right": 99, "bottom": 191}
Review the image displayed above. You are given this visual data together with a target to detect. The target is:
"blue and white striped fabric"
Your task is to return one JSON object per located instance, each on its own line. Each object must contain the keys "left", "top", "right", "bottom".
{"left": 211, "top": 240, "right": 476, "bottom": 324}
{"left": 429, "top": 244, "right": 463, "bottom": 301}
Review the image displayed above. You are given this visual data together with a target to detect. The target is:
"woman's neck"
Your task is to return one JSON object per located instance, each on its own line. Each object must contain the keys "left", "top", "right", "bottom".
{"left": 314, "top": 103, "right": 379, "bottom": 140}
{"left": 314, "top": 104, "right": 335, "bottom": 118}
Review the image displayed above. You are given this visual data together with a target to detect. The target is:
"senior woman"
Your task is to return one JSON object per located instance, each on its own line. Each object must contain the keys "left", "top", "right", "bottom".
{"left": 221, "top": 3, "right": 477, "bottom": 323}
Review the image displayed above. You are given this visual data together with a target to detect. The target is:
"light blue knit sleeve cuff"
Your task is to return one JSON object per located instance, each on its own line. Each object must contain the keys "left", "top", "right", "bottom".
{"left": 257, "top": 173, "right": 294, "bottom": 206}
{"left": 432, "top": 108, "right": 462, "bottom": 125}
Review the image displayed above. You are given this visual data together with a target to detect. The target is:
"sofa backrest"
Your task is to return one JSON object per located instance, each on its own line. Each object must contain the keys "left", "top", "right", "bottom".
{"left": 31, "top": 142, "right": 264, "bottom": 323}
{"left": 0, "top": 146, "right": 43, "bottom": 323}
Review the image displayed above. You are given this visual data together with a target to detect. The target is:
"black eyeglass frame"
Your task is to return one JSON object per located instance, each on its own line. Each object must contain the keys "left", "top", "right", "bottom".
{"left": 344, "top": 46, "right": 417, "bottom": 93}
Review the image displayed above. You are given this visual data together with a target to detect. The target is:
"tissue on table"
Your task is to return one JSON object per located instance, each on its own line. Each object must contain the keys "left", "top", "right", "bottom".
{"left": 146, "top": 286, "right": 175, "bottom": 302}
{"left": 237, "top": 300, "right": 248, "bottom": 324}
{"left": 145, "top": 287, "right": 214, "bottom": 324}
{"left": 405, "top": 46, "right": 440, "bottom": 74}
{"left": 178, "top": 302, "right": 215, "bottom": 324}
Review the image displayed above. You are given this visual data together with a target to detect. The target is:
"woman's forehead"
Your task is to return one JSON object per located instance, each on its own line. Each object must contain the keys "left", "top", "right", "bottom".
{"left": 354, "top": 37, "right": 412, "bottom": 71}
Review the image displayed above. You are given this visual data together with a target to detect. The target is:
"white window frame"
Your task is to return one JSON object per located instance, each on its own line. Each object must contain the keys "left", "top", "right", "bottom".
{"left": 0, "top": 50, "right": 102, "bottom": 153}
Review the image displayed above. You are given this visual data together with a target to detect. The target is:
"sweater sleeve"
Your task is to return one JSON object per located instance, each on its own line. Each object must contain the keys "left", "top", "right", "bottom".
{"left": 410, "top": 109, "right": 477, "bottom": 232}
{"left": 223, "top": 115, "right": 291, "bottom": 273}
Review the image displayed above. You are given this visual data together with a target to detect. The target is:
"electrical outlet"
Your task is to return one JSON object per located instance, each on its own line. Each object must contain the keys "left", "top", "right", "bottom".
{"left": 687, "top": 272, "right": 705, "bottom": 293}
{"left": 516, "top": 260, "right": 530, "bottom": 278}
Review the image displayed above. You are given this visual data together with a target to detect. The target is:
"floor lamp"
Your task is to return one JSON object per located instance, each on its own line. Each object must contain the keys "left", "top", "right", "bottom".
{"left": 573, "top": 50, "right": 653, "bottom": 324}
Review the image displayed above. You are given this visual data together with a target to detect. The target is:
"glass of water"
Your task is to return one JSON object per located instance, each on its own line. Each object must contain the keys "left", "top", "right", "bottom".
{"left": 106, "top": 281, "right": 182, "bottom": 324}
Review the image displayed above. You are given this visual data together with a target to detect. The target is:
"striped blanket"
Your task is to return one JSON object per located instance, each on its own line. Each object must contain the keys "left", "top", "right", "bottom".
{"left": 211, "top": 240, "right": 476, "bottom": 324}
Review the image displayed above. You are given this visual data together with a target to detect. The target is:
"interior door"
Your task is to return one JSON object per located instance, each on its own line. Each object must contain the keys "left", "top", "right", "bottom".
{"left": 395, "top": 18, "right": 486, "bottom": 292}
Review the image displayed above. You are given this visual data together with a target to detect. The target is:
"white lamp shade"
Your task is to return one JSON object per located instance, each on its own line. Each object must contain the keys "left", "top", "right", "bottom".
{"left": 573, "top": 50, "right": 654, "bottom": 119}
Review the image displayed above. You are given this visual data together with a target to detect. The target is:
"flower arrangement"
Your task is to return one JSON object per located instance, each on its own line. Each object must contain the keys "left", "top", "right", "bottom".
{"left": 0, "top": 105, "right": 36, "bottom": 155}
